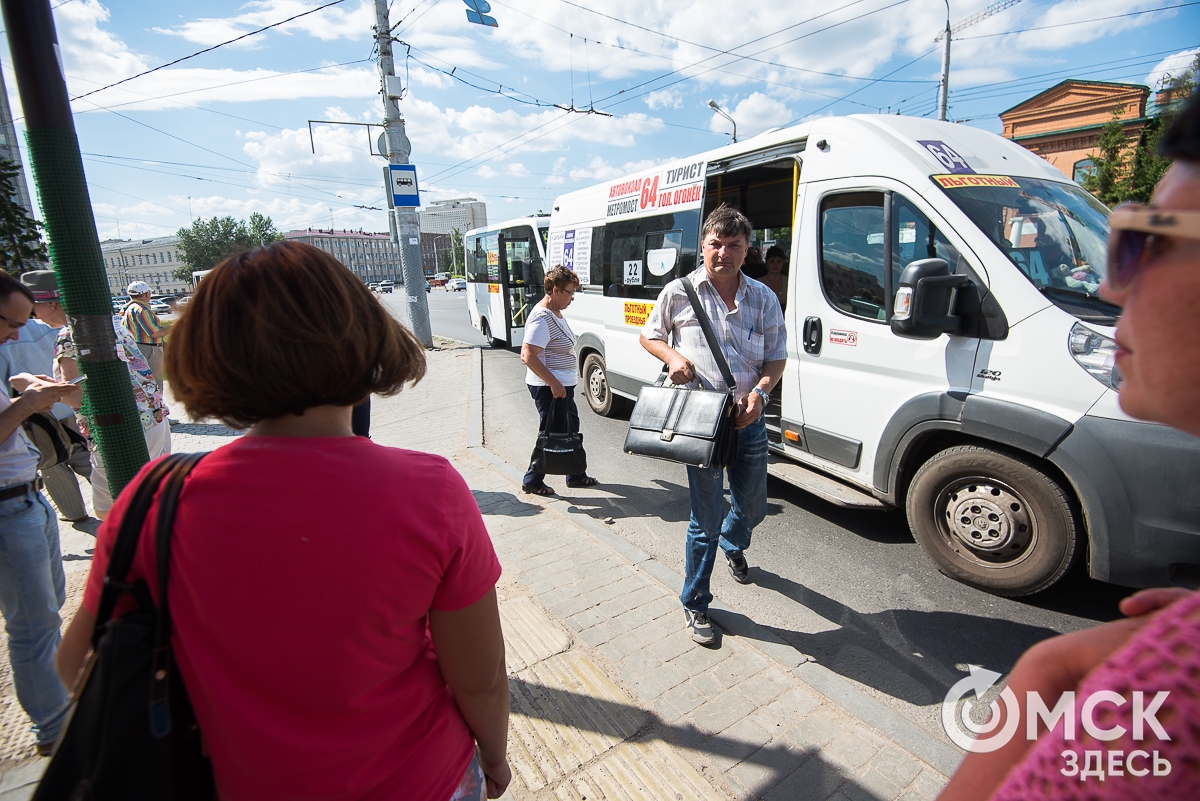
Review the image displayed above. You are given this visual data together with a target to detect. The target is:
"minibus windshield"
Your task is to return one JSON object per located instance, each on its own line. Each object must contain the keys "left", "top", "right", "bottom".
{"left": 936, "top": 176, "right": 1117, "bottom": 312}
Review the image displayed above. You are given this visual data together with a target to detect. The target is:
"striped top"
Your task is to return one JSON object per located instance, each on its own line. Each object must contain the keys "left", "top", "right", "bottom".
{"left": 121, "top": 299, "right": 166, "bottom": 345}
{"left": 642, "top": 271, "right": 786, "bottom": 395}
{"left": 523, "top": 306, "right": 577, "bottom": 387}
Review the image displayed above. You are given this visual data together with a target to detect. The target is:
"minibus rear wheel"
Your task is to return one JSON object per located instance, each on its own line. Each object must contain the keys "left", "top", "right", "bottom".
{"left": 906, "top": 445, "right": 1080, "bottom": 597}
{"left": 582, "top": 353, "right": 619, "bottom": 416}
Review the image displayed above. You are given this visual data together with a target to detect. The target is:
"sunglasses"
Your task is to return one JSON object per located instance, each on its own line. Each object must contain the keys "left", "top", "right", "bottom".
{"left": 1107, "top": 203, "right": 1200, "bottom": 290}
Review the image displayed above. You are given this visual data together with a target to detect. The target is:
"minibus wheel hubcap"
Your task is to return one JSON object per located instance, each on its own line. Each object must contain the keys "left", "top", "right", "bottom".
{"left": 942, "top": 480, "right": 1033, "bottom": 558}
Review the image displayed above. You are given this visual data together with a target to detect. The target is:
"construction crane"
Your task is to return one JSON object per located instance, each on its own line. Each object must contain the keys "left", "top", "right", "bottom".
{"left": 934, "top": 0, "right": 1026, "bottom": 121}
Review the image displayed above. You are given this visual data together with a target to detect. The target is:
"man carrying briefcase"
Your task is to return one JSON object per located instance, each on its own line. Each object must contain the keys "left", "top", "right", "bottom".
{"left": 639, "top": 205, "right": 786, "bottom": 646}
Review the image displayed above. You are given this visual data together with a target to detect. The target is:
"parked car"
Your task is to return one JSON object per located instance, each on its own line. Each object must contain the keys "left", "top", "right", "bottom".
{"left": 368, "top": 282, "right": 380, "bottom": 292}
{"left": 150, "top": 301, "right": 170, "bottom": 314}
{"left": 447, "top": 278, "right": 467, "bottom": 291}
{"left": 379, "top": 281, "right": 394, "bottom": 294}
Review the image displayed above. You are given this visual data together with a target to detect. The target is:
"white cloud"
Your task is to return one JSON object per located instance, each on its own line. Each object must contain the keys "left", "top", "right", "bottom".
{"left": 1145, "top": 48, "right": 1199, "bottom": 91}
{"left": 645, "top": 89, "right": 683, "bottom": 110}
{"left": 409, "top": 67, "right": 453, "bottom": 90}
{"left": 153, "top": 0, "right": 374, "bottom": 46}
{"left": 707, "top": 93, "right": 792, "bottom": 140}
{"left": 567, "top": 156, "right": 668, "bottom": 181}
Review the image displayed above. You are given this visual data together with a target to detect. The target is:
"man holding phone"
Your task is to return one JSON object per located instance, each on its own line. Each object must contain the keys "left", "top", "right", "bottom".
{"left": 0, "top": 271, "right": 81, "bottom": 756}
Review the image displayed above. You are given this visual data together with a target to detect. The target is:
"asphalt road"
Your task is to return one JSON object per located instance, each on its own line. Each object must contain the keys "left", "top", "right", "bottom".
{"left": 380, "top": 287, "right": 487, "bottom": 347}
{"left": 472, "top": 343, "right": 1133, "bottom": 748}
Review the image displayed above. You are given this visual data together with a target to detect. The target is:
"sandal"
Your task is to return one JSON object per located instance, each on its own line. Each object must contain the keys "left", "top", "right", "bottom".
{"left": 522, "top": 483, "right": 555, "bottom": 496}
{"left": 565, "top": 476, "right": 599, "bottom": 489}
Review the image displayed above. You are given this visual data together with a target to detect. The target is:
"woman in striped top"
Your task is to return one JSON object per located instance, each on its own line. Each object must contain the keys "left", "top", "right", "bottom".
{"left": 519, "top": 266, "right": 598, "bottom": 495}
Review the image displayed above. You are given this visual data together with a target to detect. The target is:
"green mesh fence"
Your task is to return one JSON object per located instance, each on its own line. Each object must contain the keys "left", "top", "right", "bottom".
{"left": 26, "top": 128, "right": 150, "bottom": 496}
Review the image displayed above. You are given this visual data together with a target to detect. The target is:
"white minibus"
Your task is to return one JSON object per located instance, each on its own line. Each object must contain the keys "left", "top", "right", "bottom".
{"left": 464, "top": 216, "right": 551, "bottom": 348}
{"left": 552, "top": 114, "right": 1200, "bottom": 597}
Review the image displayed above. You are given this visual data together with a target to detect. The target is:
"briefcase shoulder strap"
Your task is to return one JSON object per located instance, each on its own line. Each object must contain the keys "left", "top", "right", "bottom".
{"left": 682, "top": 276, "right": 737, "bottom": 394}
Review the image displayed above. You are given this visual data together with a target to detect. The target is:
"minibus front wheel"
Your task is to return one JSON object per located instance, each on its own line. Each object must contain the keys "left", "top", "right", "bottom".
{"left": 906, "top": 445, "right": 1081, "bottom": 597}
{"left": 583, "top": 353, "right": 619, "bottom": 417}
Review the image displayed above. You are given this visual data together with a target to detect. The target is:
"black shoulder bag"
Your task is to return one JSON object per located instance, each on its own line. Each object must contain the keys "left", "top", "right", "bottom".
{"left": 35, "top": 452, "right": 216, "bottom": 801}
{"left": 624, "top": 276, "right": 739, "bottom": 469}
{"left": 530, "top": 397, "right": 588, "bottom": 476}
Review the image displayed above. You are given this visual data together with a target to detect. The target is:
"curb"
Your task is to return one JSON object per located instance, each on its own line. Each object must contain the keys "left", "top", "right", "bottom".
{"left": 468, "top": 347, "right": 963, "bottom": 778}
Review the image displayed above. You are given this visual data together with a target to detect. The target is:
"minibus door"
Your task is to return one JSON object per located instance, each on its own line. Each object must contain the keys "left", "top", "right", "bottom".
{"left": 499, "top": 227, "right": 545, "bottom": 348}
{"left": 791, "top": 179, "right": 981, "bottom": 482}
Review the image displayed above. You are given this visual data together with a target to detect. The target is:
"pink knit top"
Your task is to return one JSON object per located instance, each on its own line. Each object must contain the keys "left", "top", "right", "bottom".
{"left": 990, "top": 589, "right": 1200, "bottom": 800}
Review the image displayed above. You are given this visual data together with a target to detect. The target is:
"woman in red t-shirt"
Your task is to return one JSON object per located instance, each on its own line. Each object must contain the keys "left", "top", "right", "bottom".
{"left": 56, "top": 242, "right": 511, "bottom": 801}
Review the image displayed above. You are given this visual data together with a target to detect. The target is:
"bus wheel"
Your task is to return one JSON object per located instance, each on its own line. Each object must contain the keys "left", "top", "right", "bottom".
{"left": 906, "top": 445, "right": 1080, "bottom": 597}
{"left": 583, "top": 353, "right": 618, "bottom": 416}
{"left": 480, "top": 319, "right": 505, "bottom": 349}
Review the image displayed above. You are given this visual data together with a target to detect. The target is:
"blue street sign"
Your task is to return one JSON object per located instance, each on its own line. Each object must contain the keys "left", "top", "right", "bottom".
{"left": 464, "top": 0, "right": 498, "bottom": 27}
{"left": 388, "top": 164, "right": 420, "bottom": 207}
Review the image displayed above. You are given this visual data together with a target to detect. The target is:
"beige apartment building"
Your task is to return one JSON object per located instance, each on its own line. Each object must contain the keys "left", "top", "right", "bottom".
{"left": 100, "top": 235, "right": 188, "bottom": 296}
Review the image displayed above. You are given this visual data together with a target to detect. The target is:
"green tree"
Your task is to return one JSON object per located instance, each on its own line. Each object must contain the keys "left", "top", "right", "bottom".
{"left": 173, "top": 213, "right": 284, "bottom": 281}
{"left": 1125, "top": 54, "right": 1199, "bottom": 203}
{"left": 0, "top": 157, "right": 47, "bottom": 276}
{"left": 1082, "top": 107, "right": 1128, "bottom": 206}
{"left": 435, "top": 228, "right": 465, "bottom": 276}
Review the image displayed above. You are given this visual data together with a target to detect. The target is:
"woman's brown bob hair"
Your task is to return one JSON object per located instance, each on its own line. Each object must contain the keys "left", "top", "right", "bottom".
{"left": 166, "top": 241, "right": 425, "bottom": 428}
{"left": 543, "top": 265, "right": 581, "bottom": 294}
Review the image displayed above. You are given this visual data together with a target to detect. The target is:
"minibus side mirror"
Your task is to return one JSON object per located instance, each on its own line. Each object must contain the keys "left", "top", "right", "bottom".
{"left": 890, "top": 258, "right": 972, "bottom": 340}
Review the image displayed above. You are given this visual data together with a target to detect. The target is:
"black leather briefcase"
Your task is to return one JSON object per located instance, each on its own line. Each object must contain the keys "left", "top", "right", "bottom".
{"left": 624, "top": 275, "right": 739, "bottom": 469}
{"left": 624, "top": 377, "right": 736, "bottom": 469}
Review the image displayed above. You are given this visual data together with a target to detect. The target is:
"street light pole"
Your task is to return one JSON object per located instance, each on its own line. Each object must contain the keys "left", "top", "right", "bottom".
{"left": 374, "top": 0, "right": 433, "bottom": 347}
{"left": 938, "top": 0, "right": 951, "bottom": 122}
{"left": 707, "top": 100, "right": 737, "bottom": 143}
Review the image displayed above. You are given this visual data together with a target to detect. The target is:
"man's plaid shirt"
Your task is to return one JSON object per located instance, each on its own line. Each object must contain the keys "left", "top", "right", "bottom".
{"left": 642, "top": 271, "right": 786, "bottom": 395}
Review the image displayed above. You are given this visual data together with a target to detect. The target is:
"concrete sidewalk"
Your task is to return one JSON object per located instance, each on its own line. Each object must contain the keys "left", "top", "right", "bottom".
{"left": 0, "top": 342, "right": 957, "bottom": 800}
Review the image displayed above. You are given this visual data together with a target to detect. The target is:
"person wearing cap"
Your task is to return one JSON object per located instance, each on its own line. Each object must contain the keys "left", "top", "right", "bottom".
{"left": 0, "top": 270, "right": 81, "bottom": 756}
{"left": 0, "top": 272, "right": 92, "bottom": 522}
{"left": 56, "top": 295, "right": 171, "bottom": 520}
{"left": 120, "top": 280, "right": 170, "bottom": 386}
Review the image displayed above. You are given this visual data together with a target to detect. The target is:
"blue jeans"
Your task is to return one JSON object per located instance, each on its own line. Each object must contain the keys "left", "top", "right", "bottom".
{"left": 681, "top": 417, "right": 769, "bottom": 613}
{"left": 523, "top": 384, "right": 587, "bottom": 487}
{"left": 0, "top": 489, "right": 69, "bottom": 745}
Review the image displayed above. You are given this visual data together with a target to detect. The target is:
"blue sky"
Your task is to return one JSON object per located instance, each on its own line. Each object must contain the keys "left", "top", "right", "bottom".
{"left": 3, "top": 0, "right": 1197, "bottom": 240}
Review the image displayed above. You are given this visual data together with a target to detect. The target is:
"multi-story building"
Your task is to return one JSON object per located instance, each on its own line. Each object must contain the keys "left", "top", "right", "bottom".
{"left": 284, "top": 229, "right": 404, "bottom": 283}
{"left": 100, "top": 236, "right": 188, "bottom": 297}
{"left": 421, "top": 232, "right": 452, "bottom": 274}
{"left": 0, "top": 64, "right": 34, "bottom": 218}
{"left": 417, "top": 197, "right": 486, "bottom": 237}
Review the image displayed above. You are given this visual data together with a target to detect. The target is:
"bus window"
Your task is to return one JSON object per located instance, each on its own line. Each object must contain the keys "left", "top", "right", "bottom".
{"left": 501, "top": 226, "right": 544, "bottom": 329}
{"left": 600, "top": 210, "right": 699, "bottom": 300}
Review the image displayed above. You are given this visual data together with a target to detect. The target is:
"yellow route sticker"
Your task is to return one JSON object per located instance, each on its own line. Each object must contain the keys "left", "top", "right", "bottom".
{"left": 624, "top": 301, "right": 654, "bottom": 327}
{"left": 933, "top": 174, "right": 1020, "bottom": 189}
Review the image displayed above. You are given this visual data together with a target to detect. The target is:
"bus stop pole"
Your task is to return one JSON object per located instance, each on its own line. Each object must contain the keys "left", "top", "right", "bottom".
{"left": 1, "top": 0, "right": 151, "bottom": 495}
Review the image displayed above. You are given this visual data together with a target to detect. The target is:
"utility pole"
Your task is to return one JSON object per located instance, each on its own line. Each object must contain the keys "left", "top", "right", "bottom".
{"left": 374, "top": 0, "right": 433, "bottom": 347}
{"left": 1, "top": 0, "right": 150, "bottom": 495}
{"left": 938, "top": 2, "right": 951, "bottom": 122}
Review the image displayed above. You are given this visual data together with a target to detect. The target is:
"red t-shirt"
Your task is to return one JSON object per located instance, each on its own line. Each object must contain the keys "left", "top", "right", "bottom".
{"left": 83, "top": 437, "right": 502, "bottom": 801}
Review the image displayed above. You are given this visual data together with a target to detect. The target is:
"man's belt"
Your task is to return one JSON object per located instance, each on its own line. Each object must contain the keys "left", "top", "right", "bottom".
{"left": 137, "top": 342, "right": 162, "bottom": 347}
{"left": 0, "top": 477, "right": 44, "bottom": 502}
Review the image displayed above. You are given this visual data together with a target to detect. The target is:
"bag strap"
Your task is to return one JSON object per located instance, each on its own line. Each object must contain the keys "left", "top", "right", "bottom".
{"left": 538, "top": 396, "right": 567, "bottom": 435}
{"left": 149, "top": 452, "right": 207, "bottom": 738}
{"left": 92, "top": 454, "right": 187, "bottom": 643}
{"left": 681, "top": 275, "right": 737, "bottom": 393}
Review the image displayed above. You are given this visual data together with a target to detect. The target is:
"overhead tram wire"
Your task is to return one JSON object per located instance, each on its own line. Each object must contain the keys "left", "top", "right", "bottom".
{"left": 784, "top": 46, "right": 940, "bottom": 124}
{"left": 71, "top": 0, "right": 351, "bottom": 102}
{"left": 956, "top": 1, "right": 1200, "bottom": 39}
{"left": 425, "top": 0, "right": 922, "bottom": 184}
{"left": 530, "top": 0, "right": 933, "bottom": 84}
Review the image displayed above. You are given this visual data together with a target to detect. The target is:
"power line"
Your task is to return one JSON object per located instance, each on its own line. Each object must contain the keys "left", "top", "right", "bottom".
{"left": 70, "top": 0, "right": 351, "bottom": 102}
{"left": 957, "top": 1, "right": 1200, "bottom": 39}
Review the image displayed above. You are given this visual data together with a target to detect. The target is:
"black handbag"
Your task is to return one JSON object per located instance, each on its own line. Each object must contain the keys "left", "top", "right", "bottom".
{"left": 530, "top": 397, "right": 587, "bottom": 476}
{"left": 35, "top": 453, "right": 215, "bottom": 801}
{"left": 625, "top": 276, "right": 739, "bottom": 469}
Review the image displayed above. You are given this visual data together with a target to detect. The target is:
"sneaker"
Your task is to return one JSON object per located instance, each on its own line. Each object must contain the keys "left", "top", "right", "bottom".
{"left": 727, "top": 552, "right": 751, "bottom": 584}
{"left": 684, "top": 609, "right": 715, "bottom": 645}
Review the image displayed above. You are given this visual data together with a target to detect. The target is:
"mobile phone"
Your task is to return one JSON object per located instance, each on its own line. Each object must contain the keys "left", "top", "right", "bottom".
{"left": 66, "top": 374, "right": 86, "bottom": 385}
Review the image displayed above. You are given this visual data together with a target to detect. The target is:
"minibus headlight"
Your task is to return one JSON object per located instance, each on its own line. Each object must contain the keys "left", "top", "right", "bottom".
{"left": 1068, "top": 322, "right": 1122, "bottom": 390}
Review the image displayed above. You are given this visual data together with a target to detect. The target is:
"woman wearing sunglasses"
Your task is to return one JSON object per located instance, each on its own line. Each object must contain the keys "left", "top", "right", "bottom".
{"left": 938, "top": 93, "right": 1200, "bottom": 800}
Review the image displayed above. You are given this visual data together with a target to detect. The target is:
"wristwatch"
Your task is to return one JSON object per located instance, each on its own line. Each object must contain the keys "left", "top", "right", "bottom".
{"left": 752, "top": 387, "right": 770, "bottom": 406}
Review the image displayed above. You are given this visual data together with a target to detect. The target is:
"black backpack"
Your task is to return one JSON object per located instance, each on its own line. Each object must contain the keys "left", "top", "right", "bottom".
{"left": 34, "top": 453, "right": 215, "bottom": 801}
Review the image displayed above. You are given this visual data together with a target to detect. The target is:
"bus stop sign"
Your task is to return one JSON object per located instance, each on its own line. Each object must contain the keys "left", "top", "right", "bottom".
{"left": 388, "top": 164, "right": 420, "bottom": 207}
